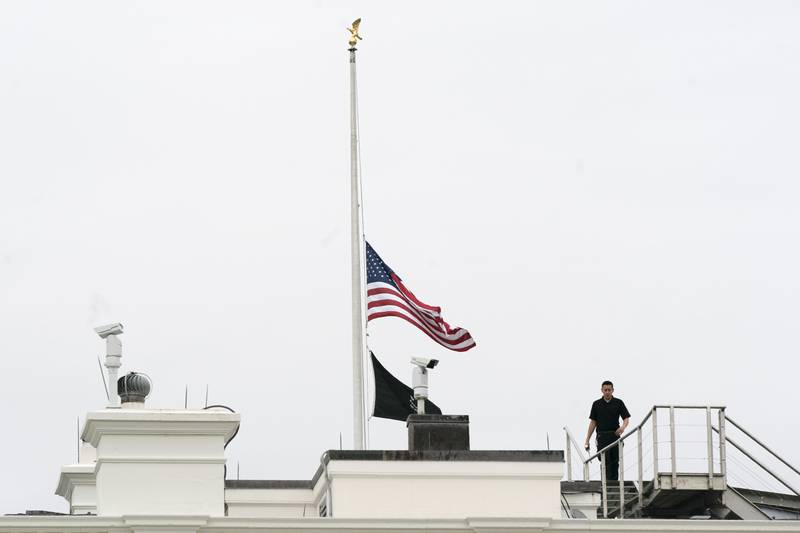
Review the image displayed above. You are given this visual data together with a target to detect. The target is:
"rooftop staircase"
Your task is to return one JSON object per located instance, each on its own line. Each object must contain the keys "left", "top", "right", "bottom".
{"left": 563, "top": 406, "right": 800, "bottom": 520}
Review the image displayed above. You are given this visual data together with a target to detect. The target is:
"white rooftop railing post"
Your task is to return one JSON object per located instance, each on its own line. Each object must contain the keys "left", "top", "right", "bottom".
{"left": 719, "top": 409, "right": 727, "bottom": 484}
{"left": 563, "top": 426, "right": 590, "bottom": 481}
{"left": 601, "top": 451, "right": 608, "bottom": 518}
{"left": 565, "top": 429, "right": 572, "bottom": 482}
{"left": 637, "top": 427, "right": 643, "bottom": 511}
{"left": 669, "top": 406, "right": 677, "bottom": 488}
{"left": 706, "top": 406, "right": 714, "bottom": 489}
{"left": 618, "top": 440, "right": 625, "bottom": 519}
{"left": 652, "top": 408, "right": 659, "bottom": 491}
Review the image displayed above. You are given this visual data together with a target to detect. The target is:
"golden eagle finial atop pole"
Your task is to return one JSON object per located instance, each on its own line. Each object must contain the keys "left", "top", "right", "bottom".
{"left": 347, "top": 18, "right": 363, "bottom": 48}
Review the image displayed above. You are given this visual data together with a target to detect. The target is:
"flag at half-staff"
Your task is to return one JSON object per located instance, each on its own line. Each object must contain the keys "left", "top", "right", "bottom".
{"left": 371, "top": 352, "right": 442, "bottom": 421}
{"left": 366, "top": 242, "right": 476, "bottom": 352}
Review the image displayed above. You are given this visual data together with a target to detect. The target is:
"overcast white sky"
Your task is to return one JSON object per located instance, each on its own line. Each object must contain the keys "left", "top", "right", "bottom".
{"left": 2, "top": 0, "right": 799, "bottom": 514}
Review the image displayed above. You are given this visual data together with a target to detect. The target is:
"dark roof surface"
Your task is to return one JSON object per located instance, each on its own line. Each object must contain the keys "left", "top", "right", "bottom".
{"left": 316, "top": 450, "right": 563, "bottom": 486}
{"left": 323, "top": 450, "right": 563, "bottom": 463}
{"left": 560, "top": 480, "right": 637, "bottom": 493}
{"left": 225, "top": 480, "right": 312, "bottom": 489}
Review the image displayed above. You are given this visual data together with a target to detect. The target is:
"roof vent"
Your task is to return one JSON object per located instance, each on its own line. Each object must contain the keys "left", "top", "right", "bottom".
{"left": 117, "top": 372, "right": 152, "bottom": 407}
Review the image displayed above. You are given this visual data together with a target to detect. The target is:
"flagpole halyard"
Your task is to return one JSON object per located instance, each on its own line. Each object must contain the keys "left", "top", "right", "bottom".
{"left": 348, "top": 18, "right": 367, "bottom": 451}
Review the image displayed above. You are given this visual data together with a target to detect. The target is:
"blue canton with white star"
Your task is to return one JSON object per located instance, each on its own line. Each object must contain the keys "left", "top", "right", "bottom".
{"left": 366, "top": 242, "right": 399, "bottom": 287}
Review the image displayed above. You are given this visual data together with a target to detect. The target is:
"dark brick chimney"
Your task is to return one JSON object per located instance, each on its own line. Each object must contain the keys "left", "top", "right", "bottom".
{"left": 407, "top": 415, "right": 470, "bottom": 451}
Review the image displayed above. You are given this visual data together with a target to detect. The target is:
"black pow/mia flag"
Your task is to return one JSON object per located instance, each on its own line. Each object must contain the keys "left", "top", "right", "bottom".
{"left": 371, "top": 352, "right": 442, "bottom": 421}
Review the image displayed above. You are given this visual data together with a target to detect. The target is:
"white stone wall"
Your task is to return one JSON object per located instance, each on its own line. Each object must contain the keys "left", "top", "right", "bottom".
{"left": 82, "top": 409, "right": 239, "bottom": 517}
{"left": 325, "top": 459, "right": 564, "bottom": 519}
{"left": 225, "top": 488, "right": 316, "bottom": 518}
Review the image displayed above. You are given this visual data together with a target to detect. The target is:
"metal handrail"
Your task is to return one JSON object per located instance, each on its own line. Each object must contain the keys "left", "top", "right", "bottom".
{"left": 575, "top": 404, "right": 726, "bottom": 519}
{"left": 712, "top": 425, "right": 800, "bottom": 497}
{"left": 581, "top": 406, "right": 656, "bottom": 518}
{"left": 584, "top": 407, "right": 654, "bottom": 464}
{"left": 564, "top": 426, "right": 588, "bottom": 462}
{"left": 652, "top": 404, "right": 727, "bottom": 410}
{"left": 566, "top": 405, "right": 800, "bottom": 519}
{"left": 563, "top": 426, "right": 589, "bottom": 481}
{"left": 584, "top": 404, "right": 731, "bottom": 464}
{"left": 725, "top": 416, "right": 800, "bottom": 478}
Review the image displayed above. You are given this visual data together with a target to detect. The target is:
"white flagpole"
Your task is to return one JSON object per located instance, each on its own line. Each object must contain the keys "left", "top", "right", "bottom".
{"left": 348, "top": 20, "right": 367, "bottom": 450}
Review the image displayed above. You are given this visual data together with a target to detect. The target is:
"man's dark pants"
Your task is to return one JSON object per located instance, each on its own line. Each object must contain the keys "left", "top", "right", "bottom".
{"left": 597, "top": 431, "right": 620, "bottom": 481}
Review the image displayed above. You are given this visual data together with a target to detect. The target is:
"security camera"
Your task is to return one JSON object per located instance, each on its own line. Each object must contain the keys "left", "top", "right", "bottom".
{"left": 95, "top": 323, "right": 123, "bottom": 338}
{"left": 411, "top": 357, "right": 439, "bottom": 369}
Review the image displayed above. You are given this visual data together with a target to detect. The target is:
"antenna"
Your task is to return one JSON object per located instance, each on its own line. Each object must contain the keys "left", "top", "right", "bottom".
{"left": 76, "top": 416, "right": 80, "bottom": 462}
{"left": 339, "top": 432, "right": 343, "bottom": 450}
{"left": 546, "top": 432, "right": 550, "bottom": 451}
{"left": 204, "top": 385, "right": 209, "bottom": 408}
{"left": 237, "top": 461, "right": 240, "bottom": 480}
{"left": 96, "top": 356, "right": 110, "bottom": 401}
{"left": 184, "top": 386, "right": 188, "bottom": 409}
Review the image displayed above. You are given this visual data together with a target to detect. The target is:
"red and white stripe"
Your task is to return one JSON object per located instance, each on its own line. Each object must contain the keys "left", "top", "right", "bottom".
{"left": 366, "top": 274, "right": 476, "bottom": 352}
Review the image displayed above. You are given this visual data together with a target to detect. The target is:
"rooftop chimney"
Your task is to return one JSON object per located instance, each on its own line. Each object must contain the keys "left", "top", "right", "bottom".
{"left": 407, "top": 414, "right": 470, "bottom": 451}
{"left": 82, "top": 408, "right": 239, "bottom": 516}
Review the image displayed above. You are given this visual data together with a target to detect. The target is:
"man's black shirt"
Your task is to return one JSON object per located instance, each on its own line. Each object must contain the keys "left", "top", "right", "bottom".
{"left": 589, "top": 397, "right": 631, "bottom": 431}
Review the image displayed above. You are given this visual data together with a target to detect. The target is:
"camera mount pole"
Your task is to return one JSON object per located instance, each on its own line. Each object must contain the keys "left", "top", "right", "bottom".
{"left": 104, "top": 333, "right": 122, "bottom": 408}
{"left": 412, "top": 365, "right": 429, "bottom": 415}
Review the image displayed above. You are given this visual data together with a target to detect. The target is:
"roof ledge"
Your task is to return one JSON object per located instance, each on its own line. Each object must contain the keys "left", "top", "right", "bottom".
{"left": 55, "top": 464, "right": 97, "bottom": 500}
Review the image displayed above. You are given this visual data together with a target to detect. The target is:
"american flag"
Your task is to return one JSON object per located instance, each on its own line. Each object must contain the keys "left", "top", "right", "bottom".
{"left": 366, "top": 242, "right": 476, "bottom": 352}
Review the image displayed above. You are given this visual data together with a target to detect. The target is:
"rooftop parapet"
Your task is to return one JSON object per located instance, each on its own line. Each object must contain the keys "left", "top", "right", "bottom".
{"left": 79, "top": 408, "right": 240, "bottom": 517}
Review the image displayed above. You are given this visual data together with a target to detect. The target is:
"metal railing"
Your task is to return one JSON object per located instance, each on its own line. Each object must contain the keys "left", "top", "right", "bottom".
{"left": 565, "top": 405, "right": 727, "bottom": 518}
{"left": 712, "top": 416, "right": 800, "bottom": 498}
{"left": 566, "top": 405, "right": 800, "bottom": 519}
{"left": 564, "top": 426, "right": 589, "bottom": 482}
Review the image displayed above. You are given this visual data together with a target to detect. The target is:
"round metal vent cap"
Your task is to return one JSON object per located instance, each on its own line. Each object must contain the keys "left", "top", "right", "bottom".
{"left": 117, "top": 372, "right": 152, "bottom": 403}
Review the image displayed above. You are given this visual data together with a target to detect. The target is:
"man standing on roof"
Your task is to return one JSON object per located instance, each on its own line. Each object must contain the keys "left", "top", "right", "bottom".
{"left": 584, "top": 380, "right": 631, "bottom": 481}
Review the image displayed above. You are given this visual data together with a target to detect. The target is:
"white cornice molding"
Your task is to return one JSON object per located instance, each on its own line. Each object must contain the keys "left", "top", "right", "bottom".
{"left": 0, "top": 515, "right": 126, "bottom": 531}
{"left": 224, "top": 501, "right": 312, "bottom": 507}
{"left": 1, "top": 516, "right": 800, "bottom": 533}
{"left": 545, "top": 519, "right": 800, "bottom": 532}
{"left": 96, "top": 457, "right": 226, "bottom": 465}
{"left": 82, "top": 410, "right": 240, "bottom": 447}
{"left": 324, "top": 460, "right": 562, "bottom": 481}
{"left": 326, "top": 471, "right": 562, "bottom": 480}
{"left": 121, "top": 515, "right": 210, "bottom": 533}
{"left": 55, "top": 464, "right": 97, "bottom": 500}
